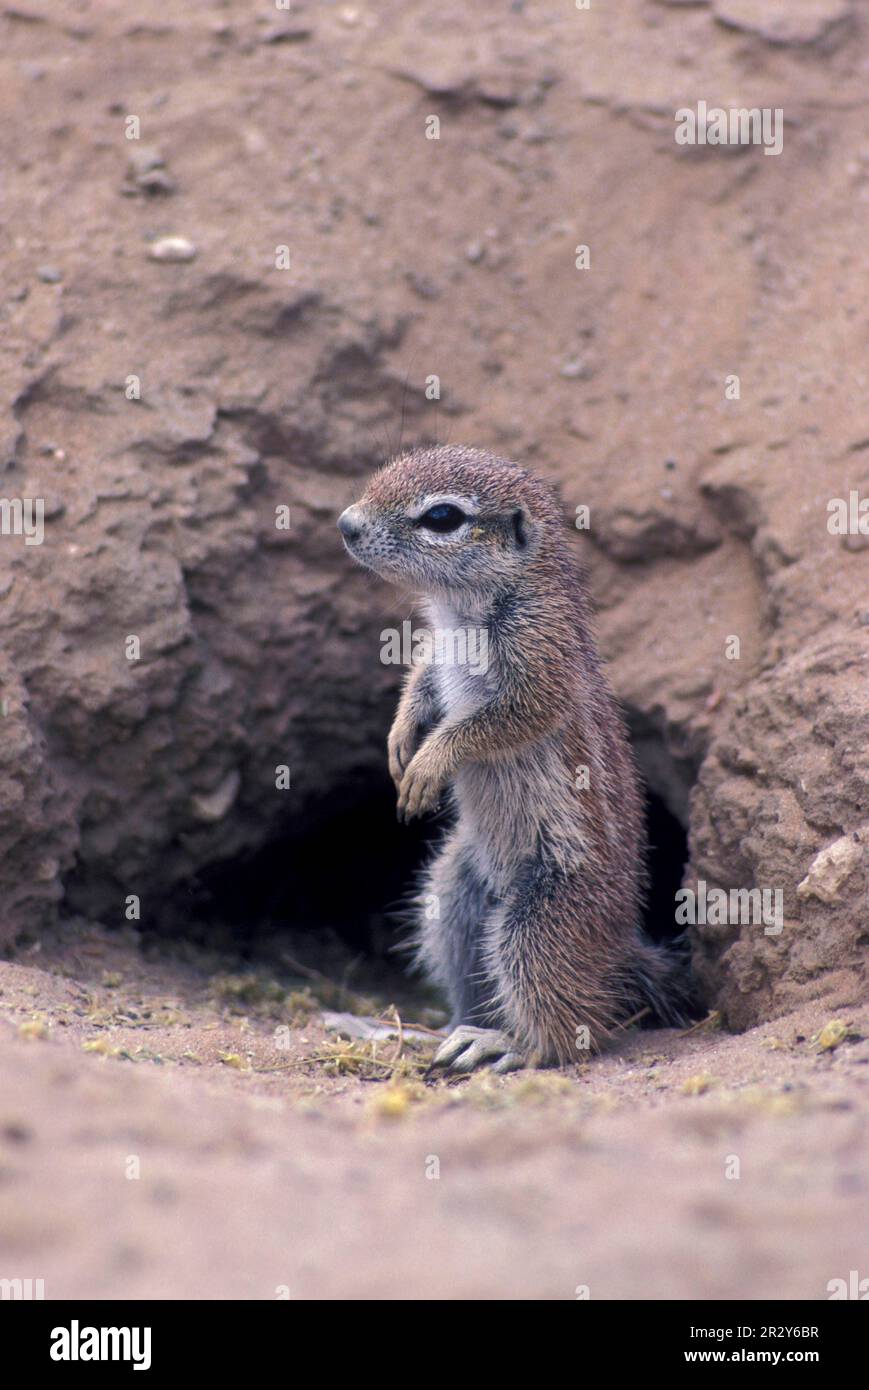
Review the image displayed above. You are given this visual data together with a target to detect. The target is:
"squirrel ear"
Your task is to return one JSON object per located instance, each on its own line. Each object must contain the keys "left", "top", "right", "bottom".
{"left": 511, "top": 506, "right": 538, "bottom": 552}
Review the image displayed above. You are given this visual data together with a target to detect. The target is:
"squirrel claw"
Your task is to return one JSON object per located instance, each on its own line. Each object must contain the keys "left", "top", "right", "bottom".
{"left": 428, "top": 1026, "right": 526, "bottom": 1076}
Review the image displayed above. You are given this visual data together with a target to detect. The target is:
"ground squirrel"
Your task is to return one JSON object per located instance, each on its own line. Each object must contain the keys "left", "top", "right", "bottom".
{"left": 338, "top": 445, "right": 693, "bottom": 1072}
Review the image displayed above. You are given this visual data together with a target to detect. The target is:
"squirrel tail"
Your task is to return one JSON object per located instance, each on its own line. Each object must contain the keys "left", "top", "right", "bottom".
{"left": 625, "top": 931, "right": 699, "bottom": 1029}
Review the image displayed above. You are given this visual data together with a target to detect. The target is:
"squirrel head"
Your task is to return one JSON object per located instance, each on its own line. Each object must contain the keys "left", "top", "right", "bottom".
{"left": 338, "top": 445, "right": 560, "bottom": 597}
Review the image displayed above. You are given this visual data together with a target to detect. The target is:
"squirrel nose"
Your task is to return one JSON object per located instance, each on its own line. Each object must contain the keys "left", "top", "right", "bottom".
{"left": 338, "top": 506, "right": 363, "bottom": 542}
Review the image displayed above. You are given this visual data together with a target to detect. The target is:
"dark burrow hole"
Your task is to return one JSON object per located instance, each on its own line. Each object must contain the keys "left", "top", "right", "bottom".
{"left": 178, "top": 777, "right": 431, "bottom": 969}
{"left": 642, "top": 788, "right": 690, "bottom": 944}
{"left": 176, "top": 774, "right": 689, "bottom": 998}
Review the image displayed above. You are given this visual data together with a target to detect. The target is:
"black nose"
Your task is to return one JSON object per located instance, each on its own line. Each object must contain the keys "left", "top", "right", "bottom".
{"left": 338, "top": 508, "right": 361, "bottom": 542}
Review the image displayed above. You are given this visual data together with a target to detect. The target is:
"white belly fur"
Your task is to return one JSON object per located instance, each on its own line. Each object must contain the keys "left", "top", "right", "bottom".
{"left": 424, "top": 600, "right": 586, "bottom": 890}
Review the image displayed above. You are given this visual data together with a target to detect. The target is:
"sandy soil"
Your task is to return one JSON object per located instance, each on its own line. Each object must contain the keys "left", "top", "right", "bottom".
{"left": 1, "top": 927, "right": 867, "bottom": 1300}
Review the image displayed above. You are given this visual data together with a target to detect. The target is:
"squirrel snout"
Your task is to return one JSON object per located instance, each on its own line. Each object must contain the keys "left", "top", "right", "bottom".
{"left": 337, "top": 505, "right": 364, "bottom": 543}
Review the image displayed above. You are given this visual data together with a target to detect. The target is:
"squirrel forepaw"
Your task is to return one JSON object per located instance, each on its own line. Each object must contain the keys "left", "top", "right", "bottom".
{"left": 396, "top": 743, "right": 447, "bottom": 822}
{"left": 387, "top": 721, "right": 419, "bottom": 790}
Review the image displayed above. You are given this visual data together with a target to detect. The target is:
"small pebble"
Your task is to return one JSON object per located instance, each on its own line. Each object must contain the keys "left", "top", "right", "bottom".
{"left": 148, "top": 236, "right": 197, "bottom": 262}
{"left": 37, "top": 265, "right": 63, "bottom": 283}
{"left": 124, "top": 147, "right": 176, "bottom": 196}
{"left": 127, "top": 146, "right": 164, "bottom": 178}
{"left": 559, "top": 358, "right": 586, "bottom": 379}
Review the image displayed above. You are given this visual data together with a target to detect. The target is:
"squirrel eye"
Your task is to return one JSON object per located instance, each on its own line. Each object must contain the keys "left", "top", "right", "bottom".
{"left": 417, "top": 503, "right": 466, "bottom": 533}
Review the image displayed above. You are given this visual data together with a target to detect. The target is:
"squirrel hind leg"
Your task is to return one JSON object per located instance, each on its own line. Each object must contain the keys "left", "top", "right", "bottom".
{"left": 490, "top": 868, "right": 626, "bottom": 1064}
{"left": 416, "top": 834, "right": 502, "bottom": 1029}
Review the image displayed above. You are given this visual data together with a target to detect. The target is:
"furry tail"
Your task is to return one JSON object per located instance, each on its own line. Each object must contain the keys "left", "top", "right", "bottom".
{"left": 625, "top": 931, "right": 699, "bottom": 1028}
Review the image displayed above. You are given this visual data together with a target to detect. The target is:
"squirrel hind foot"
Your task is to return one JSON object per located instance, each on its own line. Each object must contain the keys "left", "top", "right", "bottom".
{"left": 428, "top": 1025, "right": 526, "bottom": 1076}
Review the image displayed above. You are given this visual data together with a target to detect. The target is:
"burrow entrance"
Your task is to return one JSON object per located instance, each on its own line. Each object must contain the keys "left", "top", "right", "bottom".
{"left": 179, "top": 764, "right": 689, "bottom": 973}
